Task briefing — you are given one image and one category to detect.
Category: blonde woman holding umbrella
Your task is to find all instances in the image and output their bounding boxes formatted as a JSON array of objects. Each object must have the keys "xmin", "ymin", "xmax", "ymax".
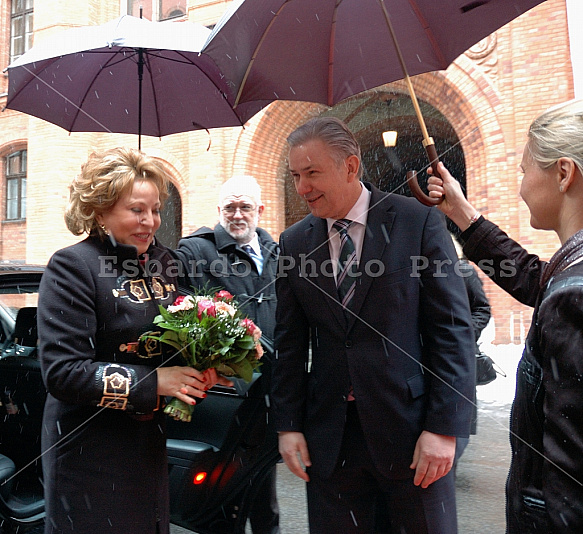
[{"xmin": 428, "ymin": 99, "xmax": 583, "ymax": 532}]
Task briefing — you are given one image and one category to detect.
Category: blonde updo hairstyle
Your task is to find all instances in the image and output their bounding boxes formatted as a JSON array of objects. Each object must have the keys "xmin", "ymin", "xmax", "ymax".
[
  {"xmin": 527, "ymin": 99, "xmax": 583, "ymax": 175},
  {"xmin": 65, "ymin": 147, "xmax": 169, "ymax": 238}
]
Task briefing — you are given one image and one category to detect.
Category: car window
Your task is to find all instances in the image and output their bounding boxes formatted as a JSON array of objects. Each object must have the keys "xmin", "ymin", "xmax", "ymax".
[
  {"xmin": 0, "ymin": 278, "xmax": 41, "ymax": 345},
  {"xmin": 0, "ymin": 292, "xmax": 39, "ymax": 321}
]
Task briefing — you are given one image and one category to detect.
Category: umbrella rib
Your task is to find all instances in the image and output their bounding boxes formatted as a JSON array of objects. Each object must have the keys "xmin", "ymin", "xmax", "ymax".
[
  {"xmin": 6, "ymin": 57, "xmax": 63, "ymax": 105},
  {"xmin": 233, "ymin": 1, "xmax": 291, "ymax": 106},
  {"xmin": 9, "ymin": 59, "xmax": 120, "ymax": 134},
  {"xmin": 67, "ymin": 51, "xmax": 135, "ymax": 133},
  {"xmin": 406, "ymin": 0, "xmax": 447, "ymax": 68},
  {"xmin": 141, "ymin": 49, "xmax": 244, "ymax": 132},
  {"xmin": 327, "ymin": 1, "xmax": 342, "ymax": 107}
]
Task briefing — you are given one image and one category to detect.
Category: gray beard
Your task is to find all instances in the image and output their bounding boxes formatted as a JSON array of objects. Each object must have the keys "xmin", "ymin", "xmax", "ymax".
[{"xmin": 220, "ymin": 219, "xmax": 255, "ymax": 244}]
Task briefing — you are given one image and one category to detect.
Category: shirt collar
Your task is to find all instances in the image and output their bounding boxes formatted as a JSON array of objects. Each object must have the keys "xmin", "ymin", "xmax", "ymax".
[
  {"xmin": 242, "ymin": 233, "xmax": 261, "ymax": 254},
  {"xmin": 326, "ymin": 182, "xmax": 371, "ymax": 232}
]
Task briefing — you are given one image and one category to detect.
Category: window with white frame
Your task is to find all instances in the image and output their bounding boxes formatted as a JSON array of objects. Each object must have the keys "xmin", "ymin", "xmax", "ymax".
[
  {"xmin": 5, "ymin": 150, "xmax": 27, "ymax": 221},
  {"xmin": 127, "ymin": 0, "xmax": 186, "ymax": 21},
  {"xmin": 10, "ymin": 0, "xmax": 33, "ymax": 63}
]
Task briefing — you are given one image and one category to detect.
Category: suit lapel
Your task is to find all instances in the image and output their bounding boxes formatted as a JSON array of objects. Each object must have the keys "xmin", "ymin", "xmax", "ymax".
[
  {"xmin": 304, "ymin": 217, "xmax": 346, "ymax": 329},
  {"xmin": 346, "ymin": 188, "xmax": 396, "ymax": 330}
]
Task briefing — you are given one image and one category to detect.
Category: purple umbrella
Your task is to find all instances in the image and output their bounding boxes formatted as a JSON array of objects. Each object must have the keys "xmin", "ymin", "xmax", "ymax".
[
  {"xmin": 5, "ymin": 15, "xmax": 262, "ymax": 149},
  {"xmin": 203, "ymin": 0, "xmax": 546, "ymax": 204}
]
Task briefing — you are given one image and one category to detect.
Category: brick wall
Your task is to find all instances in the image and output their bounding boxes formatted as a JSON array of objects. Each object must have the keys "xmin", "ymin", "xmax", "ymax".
[{"xmin": 0, "ymin": 0, "xmax": 573, "ymax": 343}]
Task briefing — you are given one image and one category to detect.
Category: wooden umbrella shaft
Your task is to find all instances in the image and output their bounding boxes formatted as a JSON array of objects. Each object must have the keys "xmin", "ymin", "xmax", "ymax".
[{"xmin": 379, "ymin": 0, "xmax": 442, "ymax": 206}]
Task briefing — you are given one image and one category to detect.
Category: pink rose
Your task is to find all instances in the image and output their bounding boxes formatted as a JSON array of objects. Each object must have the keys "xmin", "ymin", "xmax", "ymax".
[
  {"xmin": 197, "ymin": 299, "xmax": 216, "ymax": 320},
  {"xmin": 215, "ymin": 290, "xmax": 234, "ymax": 301}
]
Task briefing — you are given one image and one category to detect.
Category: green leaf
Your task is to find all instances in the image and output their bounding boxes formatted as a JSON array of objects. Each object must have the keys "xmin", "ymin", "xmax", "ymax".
[
  {"xmin": 158, "ymin": 306, "xmax": 174, "ymax": 321},
  {"xmin": 227, "ymin": 350, "xmax": 248, "ymax": 363},
  {"xmin": 235, "ymin": 337, "xmax": 256, "ymax": 350},
  {"xmin": 230, "ymin": 358, "xmax": 254, "ymax": 382}
]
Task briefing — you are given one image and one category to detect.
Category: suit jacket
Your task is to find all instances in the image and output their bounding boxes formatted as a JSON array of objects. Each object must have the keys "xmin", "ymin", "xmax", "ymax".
[{"xmin": 272, "ymin": 184, "xmax": 476, "ymax": 479}]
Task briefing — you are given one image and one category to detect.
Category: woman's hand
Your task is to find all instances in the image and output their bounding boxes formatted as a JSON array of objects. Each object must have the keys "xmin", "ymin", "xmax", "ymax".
[
  {"xmin": 427, "ymin": 162, "xmax": 480, "ymax": 231},
  {"xmin": 156, "ymin": 366, "xmax": 234, "ymax": 406}
]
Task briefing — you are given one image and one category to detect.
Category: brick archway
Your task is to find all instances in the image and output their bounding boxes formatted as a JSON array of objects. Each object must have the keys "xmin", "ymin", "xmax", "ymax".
[
  {"xmin": 235, "ymin": 58, "xmax": 526, "ymax": 343},
  {"xmin": 229, "ymin": 101, "xmax": 327, "ymax": 238},
  {"xmin": 237, "ymin": 57, "xmax": 507, "ymax": 233}
]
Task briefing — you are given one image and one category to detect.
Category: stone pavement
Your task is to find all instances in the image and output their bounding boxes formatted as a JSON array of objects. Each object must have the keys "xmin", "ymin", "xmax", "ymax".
[{"xmin": 173, "ymin": 399, "xmax": 513, "ymax": 534}]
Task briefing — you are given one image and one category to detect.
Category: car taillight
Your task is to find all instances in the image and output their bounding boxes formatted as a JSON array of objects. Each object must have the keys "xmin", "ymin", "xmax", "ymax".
[{"xmin": 193, "ymin": 471, "xmax": 207, "ymax": 485}]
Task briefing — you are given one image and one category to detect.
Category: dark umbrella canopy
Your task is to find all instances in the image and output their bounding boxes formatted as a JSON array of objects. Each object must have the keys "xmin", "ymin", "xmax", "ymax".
[
  {"xmin": 5, "ymin": 15, "xmax": 252, "ymax": 146},
  {"xmin": 203, "ymin": 0, "xmax": 546, "ymax": 121},
  {"xmin": 202, "ymin": 0, "xmax": 545, "ymax": 204}
]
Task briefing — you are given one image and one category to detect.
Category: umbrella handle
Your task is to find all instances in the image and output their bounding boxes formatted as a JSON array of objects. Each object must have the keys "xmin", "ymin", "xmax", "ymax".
[{"xmin": 406, "ymin": 142, "xmax": 444, "ymax": 206}]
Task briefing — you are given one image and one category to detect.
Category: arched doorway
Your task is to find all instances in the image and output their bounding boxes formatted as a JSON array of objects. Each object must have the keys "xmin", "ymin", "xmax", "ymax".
[
  {"xmin": 284, "ymin": 92, "xmax": 466, "ymax": 233},
  {"xmin": 158, "ymin": 182, "xmax": 182, "ymax": 248}
]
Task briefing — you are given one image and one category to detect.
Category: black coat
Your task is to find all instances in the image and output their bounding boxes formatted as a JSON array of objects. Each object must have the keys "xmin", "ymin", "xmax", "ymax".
[
  {"xmin": 38, "ymin": 236, "xmax": 179, "ymax": 534},
  {"xmin": 462, "ymin": 218, "xmax": 583, "ymax": 533},
  {"xmin": 273, "ymin": 185, "xmax": 476, "ymax": 479},
  {"xmin": 458, "ymin": 260, "xmax": 491, "ymax": 348},
  {"xmin": 173, "ymin": 224, "xmax": 279, "ymax": 344}
]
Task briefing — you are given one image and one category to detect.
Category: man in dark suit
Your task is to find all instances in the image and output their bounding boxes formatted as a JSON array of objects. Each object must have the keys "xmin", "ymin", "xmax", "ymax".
[
  {"xmin": 174, "ymin": 176, "xmax": 280, "ymax": 534},
  {"xmin": 272, "ymin": 117, "xmax": 475, "ymax": 533}
]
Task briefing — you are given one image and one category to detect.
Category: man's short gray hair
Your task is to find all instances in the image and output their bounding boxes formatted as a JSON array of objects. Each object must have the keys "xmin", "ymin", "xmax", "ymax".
[{"xmin": 287, "ymin": 116, "xmax": 363, "ymax": 179}]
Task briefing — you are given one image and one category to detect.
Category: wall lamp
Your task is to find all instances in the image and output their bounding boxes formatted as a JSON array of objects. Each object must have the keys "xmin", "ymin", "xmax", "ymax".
[{"xmin": 382, "ymin": 130, "xmax": 398, "ymax": 147}]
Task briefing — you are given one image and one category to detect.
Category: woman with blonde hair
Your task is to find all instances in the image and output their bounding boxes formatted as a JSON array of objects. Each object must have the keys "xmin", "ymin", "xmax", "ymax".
[
  {"xmin": 428, "ymin": 99, "xmax": 583, "ymax": 532},
  {"xmin": 38, "ymin": 147, "xmax": 231, "ymax": 534}
]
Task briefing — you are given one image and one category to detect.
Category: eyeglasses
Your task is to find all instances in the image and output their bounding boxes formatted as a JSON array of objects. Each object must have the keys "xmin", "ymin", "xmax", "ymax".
[{"xmin": 221, "ymin": 205, "xmax": 256, "ymax": 214}]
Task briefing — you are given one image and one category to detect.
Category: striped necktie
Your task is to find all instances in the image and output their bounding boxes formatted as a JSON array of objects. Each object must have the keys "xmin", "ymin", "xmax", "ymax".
[
  {"xmin": 333, "ymin": 219, "xmax": 357, "ymax": 308},
  {"xmin": 243, "ymin": 244, "xmax": 263, "ymax": 274}
]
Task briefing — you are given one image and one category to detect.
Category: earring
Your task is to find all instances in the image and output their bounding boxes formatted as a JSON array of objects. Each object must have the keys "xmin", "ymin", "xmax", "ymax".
[
  {"xmin": 559, "ymin": 185, "xmax": 564, "ymax": 193},
  {"xmin": 100, "ymin": 224, "xmax": 108, "ymax": 235}
]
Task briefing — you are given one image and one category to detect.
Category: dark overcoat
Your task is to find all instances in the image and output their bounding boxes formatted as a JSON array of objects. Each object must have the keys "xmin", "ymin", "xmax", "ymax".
[
  {"xmin": 38, "ymin": 235, "xmax": 179, "ymax": 534},
  {"xmin": 174, "ymin": 224, "xmax": 279, "ymax": 344},
  {"xmin": 272, "ymin": 184, "xmax": 476, "ymax": 480}
]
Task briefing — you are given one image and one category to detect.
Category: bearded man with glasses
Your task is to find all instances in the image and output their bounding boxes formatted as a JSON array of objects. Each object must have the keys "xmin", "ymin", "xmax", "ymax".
[{"xmin": 173, "ymin": 175, "xmax": 280, "ymax": 534}]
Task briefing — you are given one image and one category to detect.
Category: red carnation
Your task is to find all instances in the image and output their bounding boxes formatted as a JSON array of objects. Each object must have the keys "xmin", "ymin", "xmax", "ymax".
[
  {"xmin": 197, "ymin": 299, "xmax": 216, "ymax": 320},
  {"xmin": 215, "ymin": 290, "xmax": 234, "ymax": 302},
  {"xmin": 241, "ymin": 318, "xmax": 261, "ymax": 341}
]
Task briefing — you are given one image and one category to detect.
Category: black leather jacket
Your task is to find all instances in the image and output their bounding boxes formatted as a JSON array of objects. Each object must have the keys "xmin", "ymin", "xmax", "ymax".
[{"xmin": 462, "ymin": 218, "xmax": 583, "ymax": 533}]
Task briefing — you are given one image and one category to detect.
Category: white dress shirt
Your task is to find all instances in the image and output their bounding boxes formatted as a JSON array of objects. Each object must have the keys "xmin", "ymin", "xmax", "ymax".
[{"xmin": 326, "ymin": 183, "xmax": 371, "ymax": 282}]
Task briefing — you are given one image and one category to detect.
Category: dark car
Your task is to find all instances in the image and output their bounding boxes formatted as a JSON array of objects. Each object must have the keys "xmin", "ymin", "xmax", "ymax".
[{"xmin": 0, "ymin": 265, "xmax": 279, "ymax": 534}]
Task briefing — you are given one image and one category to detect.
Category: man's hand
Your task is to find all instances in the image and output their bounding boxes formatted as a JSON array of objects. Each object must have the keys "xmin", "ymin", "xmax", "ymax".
[
  {"xmin": 410, "ymin": 431, "xmax": 456, "ymax": 488},
  {"xmin": 278, "ymin": 431, "xmax": 311, "ymax": 482}
]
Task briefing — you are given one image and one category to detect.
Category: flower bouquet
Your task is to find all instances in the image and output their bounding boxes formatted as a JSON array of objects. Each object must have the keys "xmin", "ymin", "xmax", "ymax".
[{"xmin": 142, "ymin": 290, "xmax": 263, "ymax": 422}]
